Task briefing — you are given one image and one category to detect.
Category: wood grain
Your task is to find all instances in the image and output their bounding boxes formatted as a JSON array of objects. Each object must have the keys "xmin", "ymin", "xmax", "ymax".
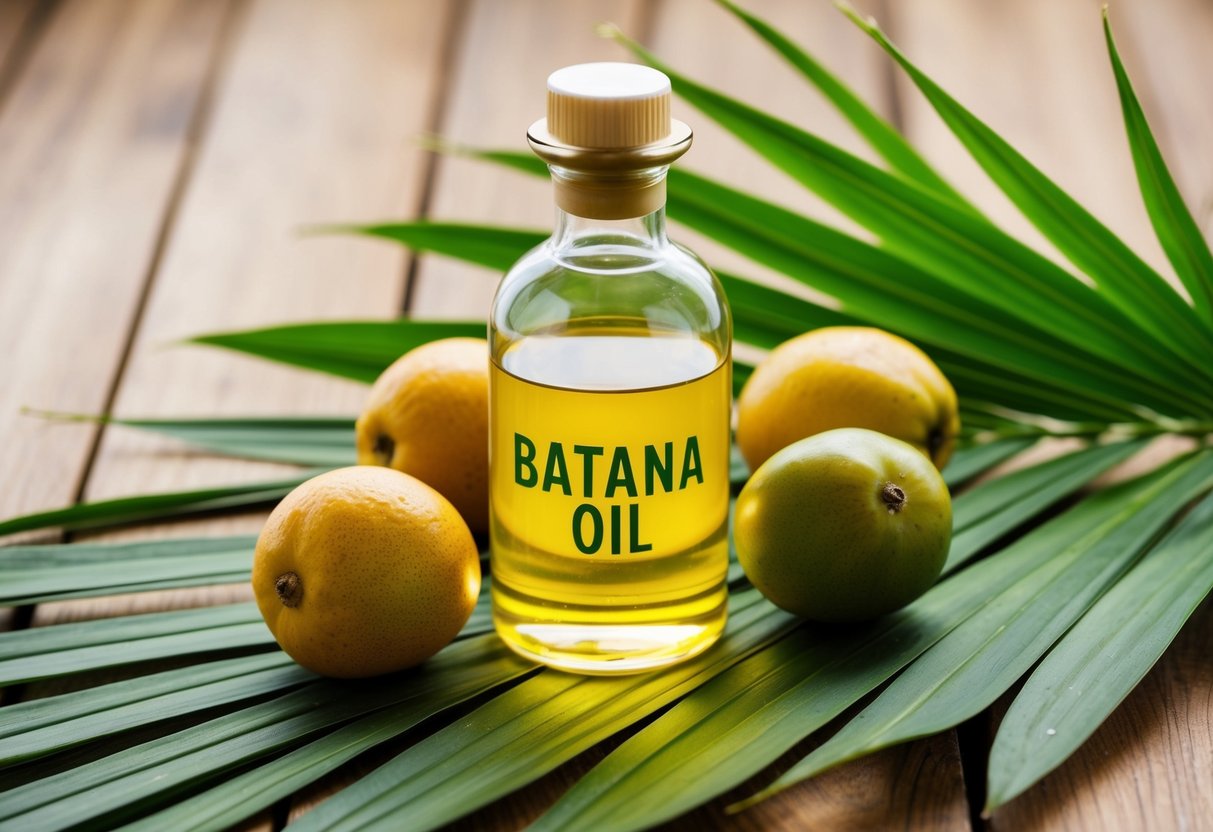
[{"xmin": 0, "ymin": 0, "xmax": 232, "ymax": 531}]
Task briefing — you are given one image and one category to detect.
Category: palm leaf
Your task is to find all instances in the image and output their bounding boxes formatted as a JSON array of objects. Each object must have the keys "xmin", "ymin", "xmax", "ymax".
[
  {"xmin": 1102, "ymin": 9, "xmax": 1213, "ymax": 328},
  {"xmin": 942, "ymin": 438, "xmax": 1035, "ymax": 487},
  {"xmin": 120, "ymin": 696, "xmax": 473, "ymax": 832},
  {"xmin": 0, "ymin": 603, "xmax": 271, "ymax": 687},
  {"xmin": 190, "ymin": 320, "xmax": 484, "ymax": 383},
  {"xmin": 985, "ymin": 490, "xmax": 1213, "ymax": 810},
  {"xmin": 0, "ymin": 474, "xmax": 320, "ymax": 539},
  {"xmin": 946, "ymin": 439, "xmax": 1145, "ymax": 572},
  {"xmin": 29, "ymin": 413, "xmax": 356, "ymax": 468},
  {"xmin": 0, "ymin": 536, "xmax": 254, "ymax": 605},
  {"xmin": 339, "ymin": 221, "xmax": 545, "ymax": 270},
  {"xmin": 111, "ymin": 416, "xmax": 354, "ymax": 467}
]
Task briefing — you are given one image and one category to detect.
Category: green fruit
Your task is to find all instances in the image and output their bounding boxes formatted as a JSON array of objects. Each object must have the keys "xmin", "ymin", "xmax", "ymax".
[{"xmin": 734, "ymin": 428, "xmax": 952, "ymax": 622}]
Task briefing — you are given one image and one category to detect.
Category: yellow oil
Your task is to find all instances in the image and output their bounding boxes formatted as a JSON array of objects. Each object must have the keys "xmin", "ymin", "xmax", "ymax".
[{"xmin": 490, "ymin": 329, "xmax": 731, "ymax": 674}]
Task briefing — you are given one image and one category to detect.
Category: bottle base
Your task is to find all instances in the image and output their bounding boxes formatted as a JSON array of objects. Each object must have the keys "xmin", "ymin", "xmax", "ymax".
[{"xmin": 494, "ymin": 616, "xmax": 726, "ymax": 675}]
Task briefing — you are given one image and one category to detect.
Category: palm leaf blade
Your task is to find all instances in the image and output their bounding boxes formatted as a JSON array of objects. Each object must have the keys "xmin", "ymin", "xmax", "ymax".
[
  {"xmin": 1102, "ymin": 11, "xmax": 1213, "ymax": 327},
  {"xmin": 0, "ymin": 537, "xmax": 254, "ymax": 606},
  {"xmin": 947, "ymin": 440, "xmax": 1145, "ymax": 572},
  {"xmin": 0, "ymin": 603, "xmax": 272, "ymax": 687},
  {"xmin": 943, "ymin": 438, "xmax": 1035, "ymax": 487},
  {"xmin": 190, "ymin": 320, "xmax": 484, "ymax": 383},
  {"xmin": 0, "ymin": 475, "xmax": 319, "ymax": 539},
  {"xmin": 114, "ymin": 416, "xmax": 356, "ymax": 467}
]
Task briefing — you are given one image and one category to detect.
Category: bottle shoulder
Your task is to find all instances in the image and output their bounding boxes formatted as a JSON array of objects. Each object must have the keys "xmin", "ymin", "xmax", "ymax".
[{"xmin": 491, "ymin": 236, "xmax": 731, "ymax": 351}]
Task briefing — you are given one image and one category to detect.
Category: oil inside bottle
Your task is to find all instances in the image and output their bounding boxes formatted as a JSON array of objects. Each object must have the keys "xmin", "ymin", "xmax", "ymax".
[{"xmin": 490, "ymin": 325, "xmax": 730, "ymax": 674}]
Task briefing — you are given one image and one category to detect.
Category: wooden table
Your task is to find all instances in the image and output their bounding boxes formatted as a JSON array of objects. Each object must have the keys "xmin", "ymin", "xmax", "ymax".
[{"xmin": 2, "ymin": 0, "xmax": 1210, "ymax": 828}]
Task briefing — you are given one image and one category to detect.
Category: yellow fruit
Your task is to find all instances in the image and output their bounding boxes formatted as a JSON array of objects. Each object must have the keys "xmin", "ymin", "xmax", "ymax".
[
  {"xmin": 252, "ymin": 466, "xmax": 480, "ymax": 678},
  {"xmin": 355, "ymin": 337, "xmax": 489, "ymax": 535},
  {"xmin": 734, "ymin": 428, "xmax": 951, "ymax": 623},
  {"xmin": 736, "ymin": 327, "xmax": 959, "ymax": 472}
]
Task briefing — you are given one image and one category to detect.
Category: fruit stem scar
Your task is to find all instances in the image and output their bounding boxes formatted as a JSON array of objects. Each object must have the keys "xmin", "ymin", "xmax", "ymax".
[
  {"xmin": 373, "ymin": 434, "xmax": 395, "ymax": 465},
  {"xmin": 276, "ymin": 571, "xmax": 303, "ymax": 608},
  {"xmin": 881, "ymin": 482, "xmax": 906, "ymax": 514}
]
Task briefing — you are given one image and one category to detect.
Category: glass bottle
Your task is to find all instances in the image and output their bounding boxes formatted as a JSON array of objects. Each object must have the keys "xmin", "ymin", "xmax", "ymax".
[{"xmin": 489, "ymin": 63, "xmax": 731, "ymax": 674}]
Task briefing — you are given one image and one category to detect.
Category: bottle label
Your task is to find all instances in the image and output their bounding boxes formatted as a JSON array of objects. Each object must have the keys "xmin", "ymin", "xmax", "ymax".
[{"xmin": 490, "ymin": 361, "xmax": 730, "ymax": 559}]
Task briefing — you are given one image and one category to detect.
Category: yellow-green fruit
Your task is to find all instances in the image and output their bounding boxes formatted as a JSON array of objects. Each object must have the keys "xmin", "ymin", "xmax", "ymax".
[
  {"xmin": 734, "ymin": 428, "xmax": 951, "ymax": 623},
  {"xmin": 355, "ymin": 337, "xmax": 489, "ymax": 535},
  {"xmin": 252, "ymin": 466, "xmax": 480, "ymax": 678},
  {"xmin": 736, "ymin": 327, "xmax": 959, "ymax": 472}
]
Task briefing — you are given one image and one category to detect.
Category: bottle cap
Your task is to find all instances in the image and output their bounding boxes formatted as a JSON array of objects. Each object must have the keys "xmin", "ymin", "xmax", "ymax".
[
  {"xmin": 546, "ymin": 63, "xmax": 672, "ymax": 148},
  {"xmin": 527, "ymin": 62, "xmax": 692, "ymax": 220}
]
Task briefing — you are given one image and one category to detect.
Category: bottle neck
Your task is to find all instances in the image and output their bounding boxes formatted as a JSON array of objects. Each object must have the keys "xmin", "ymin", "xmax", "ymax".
[
  {"xmin": 547, "ymin": 163, "xmax": 670, "ymax": 224},
  {"xmin": 551, "ymin": 203, "xmax": 669, "ymax": 254}
]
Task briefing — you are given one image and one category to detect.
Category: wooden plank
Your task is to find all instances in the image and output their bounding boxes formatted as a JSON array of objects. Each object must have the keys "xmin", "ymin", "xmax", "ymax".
[
  {"xmin": 32, "ymin": 0, "xmax": 455, "ymax": 621},
  {"xmin": 0, "ymin": 0, "xmax": 233, "ymax": 533}
]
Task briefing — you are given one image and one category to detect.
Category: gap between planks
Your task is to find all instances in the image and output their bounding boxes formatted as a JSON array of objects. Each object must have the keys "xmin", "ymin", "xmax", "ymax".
[{"xmin": 66, "ymin": 0, "xmax": 252, "ymax": 524}]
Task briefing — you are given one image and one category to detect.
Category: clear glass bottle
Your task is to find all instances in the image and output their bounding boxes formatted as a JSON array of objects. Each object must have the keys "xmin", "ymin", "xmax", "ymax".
[{"xmin": 489, "ymin": 63, "xmax": 731, "ymax": 674}]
